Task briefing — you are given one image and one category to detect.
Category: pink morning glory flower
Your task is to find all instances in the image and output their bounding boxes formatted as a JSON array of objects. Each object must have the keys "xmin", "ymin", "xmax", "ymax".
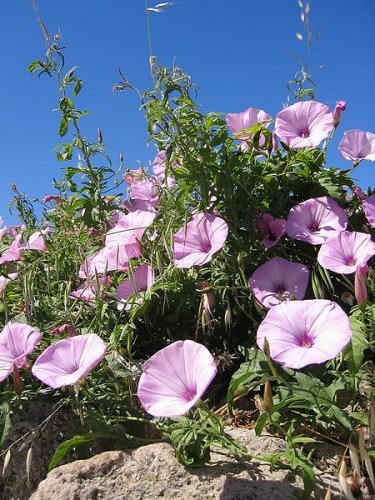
[
  {"xmin": 317, "ymin": 231, "xmax": 375, "ymax": 274},
  {"xmin": 0, "ymin": 218, "xmax": 6, "ymax": 243},
  {"xmin": 42, "ymin": 194, "xmax": 63, "ymax": 203},
  {"xmin": 338, "ymin": 130, "xmax": 375, "ymax": 164},
  {"xmin": 0, "ymin": 322, "xmax": 42, "ymax": 382},
  {"xmin": 3, "ymin": 225, "xmax": 25, "ymax": 238},
  {"xmin": 79, "ymin": 245, "xmax": 130, "ymax": 278},
  {"xmin": 70, "ymin": 277, "xmax": 111, "ymax": 306},
  {"xmin": 0, "ymin": 273, "xmax": 17, "ymax": 293},
  {"xmin": 254, "ymin": 213, "xmax": 286, "ymax": 248},
  {"xmin": 137, "ymin": 340, "xmax": 218, "ymax": 417},
  {"xmin": 173, "ymin": 213, "xmax": 228, "ymax": 269},
  {"xmin": 105, "ymin": 210, "xmax": 156, "ymax": 249},
  {"xmin": 333, "ymin": 101, "xmax": 346, "ymax": 127},
  {"xmin": 152, "ymin": 150, "xmax": 177, "ymax": 189},
  {"xmin": 363, "ymin": 194, "xmax": 375, "ymax": 227},
  {"xmin": 51, "ymin": 324, "xmax": 78, "ymax": 338},
  {"xmin": 286, "ymin": 196, "xmax": 348, "ymax": 245},
  {"xmin": 248, "ymin": 257, "xmax": 309, "ymax": 308},
  {"xmin": 0, "ymin": 234, "xmax": 26, "ymax": 264},
  {"xmin": 123, "ymin": 166, "xmax": 146, "ymax": 185},
  {"xmin": 226, "ymin": 107, "xmax": 272, "ymax": 140},
  {"xmin": 116, "ymin": 263, "xmax": 154, "ymax": 311},
  {"xmin": 27, "ymin": 231, "xmax": 47, "ymax": 252},
  {"xmin": 257, "ymin": 300, "xmax": 352, "ymax": 369},
  {"xmin": 129, "ymin": 178, "xmax": 159, "ymax": 212},
  {"xmin": 153, "ymin": 150, "xmax": 168, "ymax": 177},
  {"xmin": 275, "ymin": 101, "xmax": 334, "ymax": 149},
  {"xmin": 32, "ymin": 334, "xmax": 106, "ymax": 389}
]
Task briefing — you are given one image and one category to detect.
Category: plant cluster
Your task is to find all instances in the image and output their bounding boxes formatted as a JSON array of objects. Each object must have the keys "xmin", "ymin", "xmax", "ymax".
[{"xmin": 1, "ymin": 24, "xmax": 375, "ymax": 496}]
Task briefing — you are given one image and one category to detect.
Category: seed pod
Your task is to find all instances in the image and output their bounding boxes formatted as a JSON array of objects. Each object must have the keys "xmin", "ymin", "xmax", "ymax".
[
  {"xmin": 349, "ymin": 444, "xmax": 361, "ymax": 478},
  {"xmin": 2, "ymin": 449, "xmax": 11, "ymax": 477},
  {"xmin": 26, "ymin": 446, "xmax": 33, "ymax": 483},
  {"xmin": 338, "ymin": 460, "xmax": 355, "ymax": 500},
  {"xmin": 224, "ymin": 300, "xmax": 232, "ymax": 332}
]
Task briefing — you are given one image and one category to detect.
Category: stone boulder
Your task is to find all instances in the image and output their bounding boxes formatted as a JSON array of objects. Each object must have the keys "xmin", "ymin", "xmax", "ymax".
[
  {"xmin": 31, "ymin": 428, "xmax": 343, "ymax": 499},
  {"xmin": 0, "ymin": 401, "xmax": 81, "ymax": 500}
]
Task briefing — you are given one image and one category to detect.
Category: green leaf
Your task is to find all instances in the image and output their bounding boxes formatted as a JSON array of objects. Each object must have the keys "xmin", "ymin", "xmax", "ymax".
[
  {"xmin": 59, "ymin": 98, "xmax": 74, "ymax": 112},
  {"xmin": 343, "ymin": 312, "xmax": 368, "ymax": 373},
  {"xmin": 49, "ymin": 432, "xmax": 109, "ymax": 471},
  {"xmin": 227, "ymin": 350, "xmax": 268, "ymax": 415},
  {"xmin": 299, "ymin": 461, "xmax": 316, "ymax": 495},
  {"xmin": 73, "ymin": 79, "xmax": 83, "ymax": 96},
  {"xmin": 290, "ymin": 436, "xmax": 317, "ymax": 445},
  {"xmin": 63, "ymin": 66, "xmax": 78, "ymax": 84},
  {"xmin": 349, "ymin": 412, "xmax": 369, "ymax": 426},
  {"xmin": 167, "ymin": 419, "xmax": 211, "ymax": 467},
  {"xmin": 27, "ymin": 60, "xmax": 42, "ymax": 73},
  {"xmin": 254, "ymin": 412, "xmax": 268, "ymax": 436},
  {"xmin": 11, "ymin": 313, "xmax": 28, "ymax": 324},
  {"xmin": 0, "ymin": 403, "xmax": 12, "ymax": 450},
  {"xmin": 325, "ymin": 405, "xmax": 352, "ymax": 430},
  {"xmin": 59, "ymin": 116, "xmax": 69, "ymax": 137}
]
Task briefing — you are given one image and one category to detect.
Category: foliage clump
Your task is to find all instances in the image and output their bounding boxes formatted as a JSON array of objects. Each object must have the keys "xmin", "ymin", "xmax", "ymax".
[{"xmin": 1, "ymin": 22, "xmax": 375, "ymax": 497}]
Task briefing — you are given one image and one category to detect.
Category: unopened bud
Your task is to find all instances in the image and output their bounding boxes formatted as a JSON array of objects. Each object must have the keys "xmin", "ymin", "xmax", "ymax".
[
  {"xmin": 353, "ymin": 186, "xmax": 366, "ymax": 200},
  {"xmin": 120, "ymin": 152, "xmax": 124, "ymax": 163},
  {"xmin": 263, "ymin": 337, "xmax": 271, "ymax": 359},
  {"xmin": 203, "ymin": 292, "xmax": 216, "ymax": 314},
  {"xmin": 12, "ymin": 366, "xmax": 23, "ymax": 395},
  {"xmin": 263, "ymin": 380, "xmax": 273, "ymax": 412},
  {"xmin": 97, "ymin": 128, "xmax": 103, "ymax": 144},
  {"xmin": 333, "ymin": 100, "xmax": 346, "ymax": 127},
  {"xmin": 355, "ymin": 265, "xmax": 369, "ymax": 310},
  {"xmin": 271, "ymin": 132, "xmax": 279, "ymax": 152},
  {"xmin": 237, "ymin": 252, "xmax": 245, "ymax": 271}
]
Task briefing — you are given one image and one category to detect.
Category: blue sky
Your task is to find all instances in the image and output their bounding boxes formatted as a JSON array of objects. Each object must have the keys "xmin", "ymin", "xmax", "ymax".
[{"xmin": 0, "ymin": 0, "xmax": 374, "ymax": 224}]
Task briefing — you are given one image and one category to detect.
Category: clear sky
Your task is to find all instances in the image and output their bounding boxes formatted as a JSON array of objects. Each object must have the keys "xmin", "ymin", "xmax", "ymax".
[{"xmin": 0, "ymin": 0, "xmax": 374, "ymax": 224}]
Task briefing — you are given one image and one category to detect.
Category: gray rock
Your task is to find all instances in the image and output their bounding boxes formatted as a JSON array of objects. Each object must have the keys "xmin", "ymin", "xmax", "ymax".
[
  {"xmin": 30, "ymin": 428, "xmax": 343, "ymax": 500},
  {"xmin": 0, "ymin": 401, "xmax": 81, "ymax": 500}
]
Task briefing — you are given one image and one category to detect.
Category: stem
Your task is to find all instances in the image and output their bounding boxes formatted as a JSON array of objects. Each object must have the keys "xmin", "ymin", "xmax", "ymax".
[{"xmin": 74, "ymin": 384, "xmax": 85, "ymax": 426}]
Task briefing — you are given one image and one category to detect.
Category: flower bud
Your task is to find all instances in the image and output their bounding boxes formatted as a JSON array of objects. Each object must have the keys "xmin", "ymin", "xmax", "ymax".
[
  {"xmin": 203, "ymin": 291, "xmax": 216, "ymax": 314},
  {"xmin": 355, "ymin": 264, "xmax": 369, "ymax": 310},
  {"xmin": 97, "ymin": 128, "xmax": 103, "ymax": 144},
  {"xmin": 237, "ymin": 252, "xmax": 245, "ymax": 271},
  {"xmin": 271, "ymin": 132, "xmax": 279, "ymax": 152},
  {"xmin": 353, "ymin": 187, "xmax": 366, "ymax": 200},
  {"xmin": 51, "ymin": 324, "xmax": 78, "ymax": 337},
  {"xmin": 333, "ymin": 100, "xmax": 346, "ymax": 127},
  {"xmin": 263, "ymin": 380, "xmax": 273, "ymax": 412},
  {"xmin": 263, "ymin": 337, "xmax": 271, "ymax": 359}
]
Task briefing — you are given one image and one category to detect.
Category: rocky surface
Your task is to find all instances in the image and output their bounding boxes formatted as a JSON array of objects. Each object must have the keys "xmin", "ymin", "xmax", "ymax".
[
  {"xmin": 31, "ymin": 428, "xmax": 344, "ymax": 500},
  {"xmin": 0, "ymin": 400, "xmax": 81, "ymax": 500}
]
